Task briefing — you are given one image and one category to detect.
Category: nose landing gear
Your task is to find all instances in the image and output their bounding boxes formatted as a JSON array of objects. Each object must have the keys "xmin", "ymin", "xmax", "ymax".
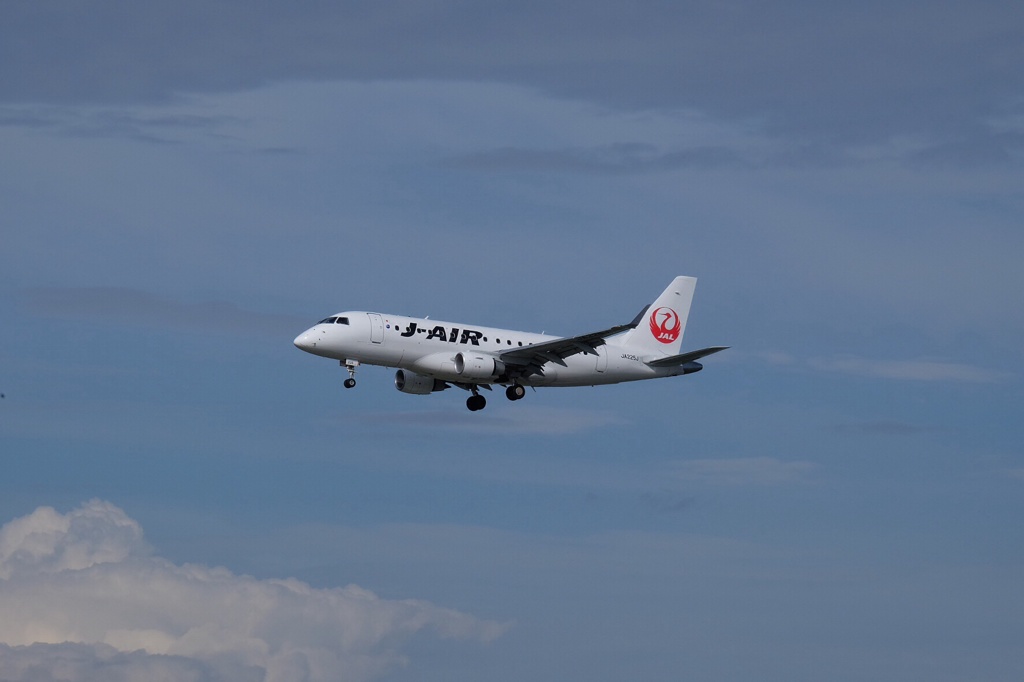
[{"xmin": 341, "ymin": 359, "xmax": 359, "ymax": 389}]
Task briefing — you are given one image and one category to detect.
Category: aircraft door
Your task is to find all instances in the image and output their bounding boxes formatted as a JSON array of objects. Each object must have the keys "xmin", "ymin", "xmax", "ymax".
[
  {"xmin": 595, "ymin": 346, "xmax": 607, "ymax": 373},
  {"xmin": 368, "ymin": 313, "xmax": 384, "ymax": 344}
]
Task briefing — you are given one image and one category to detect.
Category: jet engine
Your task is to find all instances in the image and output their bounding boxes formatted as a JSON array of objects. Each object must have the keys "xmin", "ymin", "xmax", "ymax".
[
  {"xmin": 395, "ymin": 369, "xmax": 447, "ymax": 394},
  {"xmin": 454, "ymin": 352, "xmax": 505, "ymax": 380}
]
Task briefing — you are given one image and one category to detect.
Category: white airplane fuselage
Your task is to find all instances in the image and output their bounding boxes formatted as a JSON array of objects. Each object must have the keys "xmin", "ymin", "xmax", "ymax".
[
  {"xmin": 293, "ymin": 312, "xmax": 695, "ymax": 387},
  {"xmin": 293, "ymin": 276, "xmax": 726, "ymax": 410}
]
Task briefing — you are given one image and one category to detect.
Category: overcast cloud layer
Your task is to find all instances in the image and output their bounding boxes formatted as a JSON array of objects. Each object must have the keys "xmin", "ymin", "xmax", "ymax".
[{"xmin": 6, "ymin": 2, "xmax": 1023, "ymax": 142}]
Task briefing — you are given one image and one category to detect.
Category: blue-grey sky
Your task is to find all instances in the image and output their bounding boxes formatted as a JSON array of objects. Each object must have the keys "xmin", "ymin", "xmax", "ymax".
[{"xmin": 2, "ymin": 2, "xmax": 1023, "ymax": 681}]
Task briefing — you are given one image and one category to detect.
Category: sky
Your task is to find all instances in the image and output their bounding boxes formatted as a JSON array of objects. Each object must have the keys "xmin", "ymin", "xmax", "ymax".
[{"xmin": 1, "ymin": 2, "xmax": 1023, "ymax": 680}]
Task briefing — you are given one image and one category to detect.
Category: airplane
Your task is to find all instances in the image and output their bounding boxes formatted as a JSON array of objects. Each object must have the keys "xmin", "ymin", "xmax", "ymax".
[{"xmin": 293, "ymin": 276, "xmax": 727, "ymax": 411}]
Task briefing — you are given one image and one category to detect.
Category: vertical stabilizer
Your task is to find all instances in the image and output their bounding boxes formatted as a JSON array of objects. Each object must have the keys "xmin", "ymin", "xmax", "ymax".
[{"xmin": 621, "ymin": 276, "xmax": 697, "ymax": 356}]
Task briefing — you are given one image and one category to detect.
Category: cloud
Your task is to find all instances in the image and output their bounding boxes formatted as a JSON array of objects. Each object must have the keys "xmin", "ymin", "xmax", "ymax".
[
  {"xmin": 0, "ymin": 500, "xmax": 144, "ymax": 580},
  {"xmin": 22, "ymin": 287, "xmax": 306, "ymax": 337},
  {"xmin": 743, "ymin": 351, "xmax": 1010, "ymax": 384},
  {"xmin": 0, "ymin": 106, "xmax": 234, "ymax": 143},
  {"xmin": 3, "ymin": 1, "xmax": 1021, "ymax": 159},
  {"xmin": 809, "ymin": 356, "xmax": 1010, "ymax": 383},
  {"xmin": 446, "ymin": 143, "xmax": 745, "ymax": 174},
  {"xmin": 831, "ymin": 421, "xmax": 929, "ymax": 436},
  {"xmin": 745, "ymin": 350, "xmax": 798, "ymax": 367},
  {"xmin": 673, "ymin": 457, "xmax": 816, "ymax": 486},
  {"xmin": 0, "ymin": 642, "xmax": 263, "ymax": 682},
  {"xmin": 640, "ymin": 490, "xmax": 695, "ymax": 514},
  {"xmin": 350, "ymin": 406, "xmax": 625, "ymax": 435},
  {"xmin": 1006, "ymin": 469, "xmax": 1024, "ymax": 482},
  {"xmin": 0, "ymin": 501, "xmax": 506, "ymax": 682},
  {"xmin": 910, "ymin": 128, "xmax": 1024, "ymax": 168}
]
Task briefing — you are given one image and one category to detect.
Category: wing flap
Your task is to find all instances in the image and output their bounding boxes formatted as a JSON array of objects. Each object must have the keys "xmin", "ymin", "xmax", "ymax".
[{"xmin": 499, "ymin": 321, "xmax": 636, "ymax": 373}]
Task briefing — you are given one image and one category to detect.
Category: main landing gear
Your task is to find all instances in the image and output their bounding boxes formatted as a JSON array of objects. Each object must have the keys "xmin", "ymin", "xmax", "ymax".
[
  {"xmin": 467, "ymin": 393, "xmax": 486, "ymax": 411},
  {"xmin": 467, "ymin": 384, "xmax": 524, "ymax": 410},
  {"xmin": 505, "ymin": 384, "xmax": 526, "ymax": 401},
  {"xmin": 341, "ymin": 359, "xmax": 359, "ymax": 389}
]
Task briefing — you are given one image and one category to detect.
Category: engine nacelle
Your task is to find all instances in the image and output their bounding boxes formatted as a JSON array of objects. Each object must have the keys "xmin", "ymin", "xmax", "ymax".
[
  {"xmin": 680, "ymin": 362, "xmax": 703, "ymax": 375},
  {"xmin": 395, "ymin": 369, "xmax": 446, "ymax": 394},
  {"xmin": 454, "ymin": 352, "xmax": 505, "ymax": 380}
]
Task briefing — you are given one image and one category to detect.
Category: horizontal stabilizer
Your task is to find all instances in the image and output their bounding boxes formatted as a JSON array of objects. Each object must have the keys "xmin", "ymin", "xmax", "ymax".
[{"xmin": 646, "ymin": 346, "xmax": 729, "ymax": 367}]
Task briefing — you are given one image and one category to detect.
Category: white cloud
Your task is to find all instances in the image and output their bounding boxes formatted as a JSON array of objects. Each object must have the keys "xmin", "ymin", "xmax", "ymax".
[
  {"xmin": 809, "ymin": 356, "xmax": 1009, "ymax": 383},
  {"xmin": 347, "ymin": 406, "xmax": 625, "ymax": 436},
  {"xmin": 751, "ymin": 350, "xmax": 798, "ymax": 366},
  {"xmin": 0, "ymin": 499, "xmax": 144, "ymax": 579},
  {"xmin": 0, "ymin": 642, "xmax": 263, "ymax": 682},
  {"xmin": 0, "ymin": 501, "xmax": 507, "ymax": 682},
  {"xmin": 738, "ymin": 351, "xmax": 1011, "ymax": 384},
  {"xmin": 1006, "ymin": 468, "xmax": 1024, "ymax": 482},
  {"xmin": 673, "ymin": 457, "xmax": 817, "ymax": 486},
  {"xmin": 23, "ymin": 286, "xmax": 306, "ymax": 336}
]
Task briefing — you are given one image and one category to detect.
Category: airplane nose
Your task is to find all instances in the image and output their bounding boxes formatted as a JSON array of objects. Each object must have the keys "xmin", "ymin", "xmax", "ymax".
[{"xmin": 294, "ymin": 332, "xmax": 315, "ymax": 352}]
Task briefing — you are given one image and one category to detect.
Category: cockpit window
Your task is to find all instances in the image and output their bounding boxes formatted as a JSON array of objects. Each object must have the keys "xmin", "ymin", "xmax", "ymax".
[
  {"xmin": 318, "ymin": 316, "xmax": 338, "ymax": 324},
  {"xmin": 336, "ymin": 317, "xmax": 349, "ymax": 325}
]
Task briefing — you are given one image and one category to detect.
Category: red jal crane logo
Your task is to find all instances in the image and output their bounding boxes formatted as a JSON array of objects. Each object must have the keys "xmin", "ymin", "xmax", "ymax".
[{"xmin": 649, "ymin": 307, "xmax": 681, "ymax": 344}]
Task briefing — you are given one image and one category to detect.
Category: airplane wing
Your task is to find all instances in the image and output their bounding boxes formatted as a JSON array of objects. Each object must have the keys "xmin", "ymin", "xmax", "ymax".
[
  {"xmin": 498, "ymin": 321, "xmax": 636, "ymax": 378},
  {"xmin": 645, "ymin": 346, "xmax": 730, "ymax": 367}
]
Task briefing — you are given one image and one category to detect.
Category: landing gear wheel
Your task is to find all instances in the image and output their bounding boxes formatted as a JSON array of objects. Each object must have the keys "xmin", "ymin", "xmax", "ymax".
[
  {"xmin": 506, "ymin": 384, "xmax": 526, "ymax": 401},
  {"xmin": 467, "ymin": 394, "xmax": 487, "ymax": 411},
  {"xmin": 344, "ymin": 378, "xmax": 356, "ymax": 389}
]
